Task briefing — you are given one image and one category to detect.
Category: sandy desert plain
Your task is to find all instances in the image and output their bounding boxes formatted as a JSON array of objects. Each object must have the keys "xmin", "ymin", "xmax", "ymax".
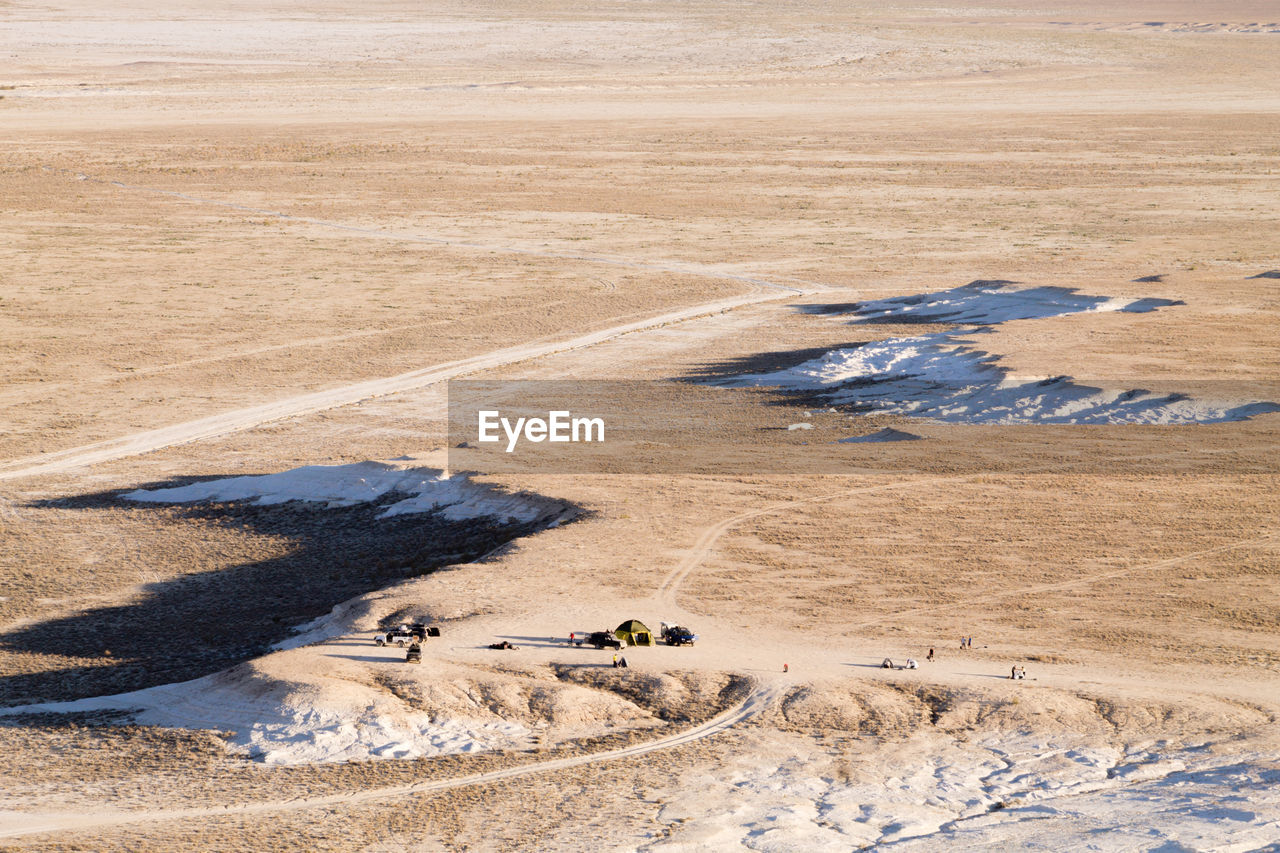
[{"xmin": 1, "ymin": 0, "xmax": 1280, "ymax": 849}]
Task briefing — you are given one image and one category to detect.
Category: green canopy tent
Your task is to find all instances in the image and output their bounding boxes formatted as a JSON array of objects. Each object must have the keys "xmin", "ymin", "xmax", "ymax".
[{"xmin": 615, "ymin": 619, "xmax": 655, "ymax": 647}]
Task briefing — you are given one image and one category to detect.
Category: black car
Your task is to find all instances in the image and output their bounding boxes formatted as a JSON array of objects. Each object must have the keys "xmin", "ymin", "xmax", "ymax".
[{"xmin": 587, "ymin": 630, "xmax": 623, "ymax": 650}]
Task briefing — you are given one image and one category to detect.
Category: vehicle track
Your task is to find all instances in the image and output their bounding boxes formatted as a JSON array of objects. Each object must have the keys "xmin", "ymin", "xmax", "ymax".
[
  {"xmin": 0, "ymin": 679, "xmax": 779, "ymax": 840},
  {"xmin": 0, "ymin": 295, "xmax": 586, "ymax": 410},
  {"xmin": 0, "ymin": 293, "xmax": 798, "ymax": 482},
  {"xmin": 655, "ymin": 475, "xmax": 976, "ymax": 605},
  {"xmin": 0, "ymin": 170, "xmax": 816, "ymax": 483},
  {"xmin": 657, "ymin": 473, "xmax": 1277, "ymax": 626}
]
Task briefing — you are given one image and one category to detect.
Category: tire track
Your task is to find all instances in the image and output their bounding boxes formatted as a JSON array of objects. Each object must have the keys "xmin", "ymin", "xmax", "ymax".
[
  {"xmin": 0, "ymin": 169, "xmax": 817, "ymax": 482},
  {"xmin": 0, "ymin": 291, "xmax": 792, "ymax": 482},
  {"xmin": 0, "ymin": 679, "xmax": 778, "ymax": 840},
  {"xmin": 657, "ymin": 474, "xmax": 1277, "ymax": 628},
  {"xmin": 0, "ymin": 295, "xmax": 585, "ymax": 410},
  {"xmin": 656, "ymin": 475, "xmax": 976, "ymax": 604}
]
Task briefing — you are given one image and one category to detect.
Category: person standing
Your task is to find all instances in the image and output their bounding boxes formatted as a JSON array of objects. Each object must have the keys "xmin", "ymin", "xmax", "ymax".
[{"xmin": 927, "ymin": 648, "xmax": 935, "ymax": 662}]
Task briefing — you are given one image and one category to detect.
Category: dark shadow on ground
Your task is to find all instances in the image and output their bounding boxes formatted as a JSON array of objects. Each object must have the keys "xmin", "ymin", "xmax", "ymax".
[
  {"xmin": 493, "ymin": 634, "xmax": 593, "ymax": 649},
  {"xmin": 793, "ymin": 281, "xmax": 1187, "ymax": 326},
  {"xmin": 320, "ymin": 652, "xmax": 395, "ymax": 664},
  {"xmin": 1, "ymin": 483, "xmax": 573, "ymax": 706},
  {"xmin": 674, "ymin": 342, "xmax": 899, "ymax": 424},
  {"xmin": 493, "ymin": 634, "xmax": 644, "ymax": 653},
  {"xmin": 794, "ymin": 280, "xmax": 1021, "ymax": 321},
  {"xmin": 678, "ymin": 342, "xmax": 872, "ymax": 384}
]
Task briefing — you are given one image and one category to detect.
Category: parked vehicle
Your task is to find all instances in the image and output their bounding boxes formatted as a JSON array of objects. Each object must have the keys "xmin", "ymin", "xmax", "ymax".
[
  {"xmin": 375, "ymin": 622, "xmax": 440, "ymax": 646},
  {"xmin": 660, "ymin": 622, "xmax": 697, "ymax": 646},
  {"xmin": 405, "ymin": 642, "xmax": 422, "ymax": 663},
  {"xmin": 588, "ymin": 630, "xmax": 623, "ymax": 650},
  {"xmin": 375, "ymin": 625, "xmax": 420, "ymax": 646}
]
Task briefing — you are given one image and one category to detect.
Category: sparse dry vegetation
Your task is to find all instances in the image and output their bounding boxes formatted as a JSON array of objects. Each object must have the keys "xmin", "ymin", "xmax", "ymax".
[{"xmin": 0, "ymin": 0, "xmax": 1277, "ymax": 847}]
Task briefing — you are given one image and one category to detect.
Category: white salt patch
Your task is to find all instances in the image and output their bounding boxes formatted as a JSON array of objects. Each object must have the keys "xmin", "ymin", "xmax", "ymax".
[
  {"xmin": 727, "ymin": 331, "xmax": 1279, "ymax": 425},
  {"xmin": 836, "ymin": 281, "xmax": 1183, "ymax": 326},
  {"xmin": 270, "ymin": 597, "xmax": 372, "ymax": 652},
  {"xmin": 124, "ymin": 461, "xmax": 562, "ymax": 524},
  {"xmin": 642, "ymin": 734, "xmax": 1280, "ymax": 851},
  {"xmin": 240, "ymin": 713, "xmax": 527, "ymax": 765},
  {"xmin": 0, "ymin": 668, "xmax": 530, "ymax": 766}
]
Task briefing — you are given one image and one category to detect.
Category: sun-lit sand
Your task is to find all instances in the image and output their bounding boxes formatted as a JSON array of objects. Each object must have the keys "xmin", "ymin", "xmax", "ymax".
[{"xmin": 1, "ymin": 0, "xmax": 1278, "ymax": 849}]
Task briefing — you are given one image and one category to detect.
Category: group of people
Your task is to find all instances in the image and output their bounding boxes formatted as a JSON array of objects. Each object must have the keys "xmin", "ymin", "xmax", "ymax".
[
  {"xmin": 877, "ymin": 643, "xmax": 1029, "ymax": 680},
  {"xmin": 878, "ymin": 650, "xmax": 935, "ymax": 669},
  {"xmin": 611, "ymin": 654, "xmax": 629, "ymax": 668}
]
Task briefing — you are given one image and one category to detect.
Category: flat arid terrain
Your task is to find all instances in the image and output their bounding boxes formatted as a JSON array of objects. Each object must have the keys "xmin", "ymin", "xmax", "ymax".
[{"xmin": 1, "ymin": 0, "xmax": 1278, "ymax": 849}]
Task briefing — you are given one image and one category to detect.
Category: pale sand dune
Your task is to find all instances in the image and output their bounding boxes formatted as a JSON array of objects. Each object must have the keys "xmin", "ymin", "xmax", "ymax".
[{"xmin": 0, "ymin": 0, "xmax": 1278, "ymax": 849}]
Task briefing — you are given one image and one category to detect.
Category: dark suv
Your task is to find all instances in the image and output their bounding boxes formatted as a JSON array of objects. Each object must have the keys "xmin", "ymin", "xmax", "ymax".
[
  {"xmin": 587, "ymin": 630, "xmax": 623, "ymax": 650},
  {"xmin": 661, "ymin": 623, "xmax": 697, "ymax": 646}
]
